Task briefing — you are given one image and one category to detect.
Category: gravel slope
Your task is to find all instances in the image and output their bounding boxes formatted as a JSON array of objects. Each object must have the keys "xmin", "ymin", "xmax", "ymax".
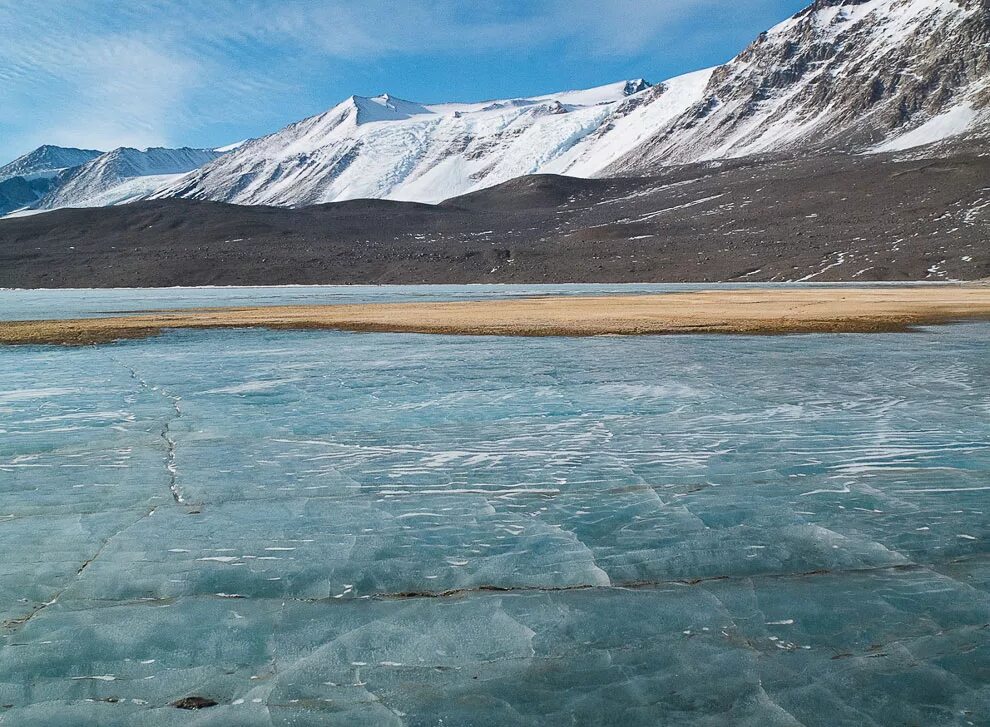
[{"xmin": 0, "ymin": 151, "xmax": 986, "ymax": 288}]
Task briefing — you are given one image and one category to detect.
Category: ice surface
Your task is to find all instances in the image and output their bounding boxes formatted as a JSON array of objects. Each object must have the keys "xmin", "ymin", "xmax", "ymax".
[
  {"xmin": 0, "ymin": 291, "xmax": 988, "ymax": 724},
  {"xmin": 0, "ymin": 284, "xmax": 700, "ymax": 321}
]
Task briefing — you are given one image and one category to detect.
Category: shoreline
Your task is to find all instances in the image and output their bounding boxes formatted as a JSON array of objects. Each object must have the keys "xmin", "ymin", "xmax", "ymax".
[
  {"xmin": 2, "ymin": 286, "xmax": 990, "ymax": 345},
  {"xmin": 0, "ymin": 280, "xmax": 975, "ymax": 291}
]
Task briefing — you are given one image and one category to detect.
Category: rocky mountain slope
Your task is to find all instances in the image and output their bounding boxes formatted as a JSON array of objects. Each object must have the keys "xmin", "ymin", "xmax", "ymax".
[
  {"xmin": 610, "ymin": 0, "xmax": 990, "ymax": 173},
  {"xmin": 0, "ymin": 177, "xmax": 43, "ymax": 217}
]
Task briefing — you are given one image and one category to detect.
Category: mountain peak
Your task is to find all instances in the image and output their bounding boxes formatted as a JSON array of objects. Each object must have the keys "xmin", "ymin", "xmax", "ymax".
[
  {"xmin": 349, "ymin": 94, "xmax": 434, "ymax": 124},
  {"xmin": 31, "ymin": 143, "xmax": 102, "ymax": 155},
  {"xmin": 0, "ymin": 145, "xmax": 103, "ymax": 184}
]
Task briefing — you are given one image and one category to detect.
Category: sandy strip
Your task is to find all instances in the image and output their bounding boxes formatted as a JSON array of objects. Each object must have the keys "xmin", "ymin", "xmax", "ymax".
[{"xmin": 2, "ymin": 286, "xmax": 990, "ymax": 345}]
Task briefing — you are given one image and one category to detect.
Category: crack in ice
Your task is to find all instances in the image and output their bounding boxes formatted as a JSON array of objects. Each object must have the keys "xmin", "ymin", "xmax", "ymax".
[
  {"xmin": 2, "ymin": 505, "xmax": 160, "ymax": 631},
  {"xmin": 111, "ymin": 356, "xmax": 186, "ymax": 505}
]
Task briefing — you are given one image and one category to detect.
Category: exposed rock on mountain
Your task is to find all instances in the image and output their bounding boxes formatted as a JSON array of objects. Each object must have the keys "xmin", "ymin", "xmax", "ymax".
[{"xmin": 610, "ymin": 0, "xmax": 990, "ymax": 172}]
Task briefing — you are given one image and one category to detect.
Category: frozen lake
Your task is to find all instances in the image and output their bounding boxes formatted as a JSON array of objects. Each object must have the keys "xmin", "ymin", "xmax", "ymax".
[{"xmin": 0, "ymin": 287, "xmax": 987, "ymax": 725}]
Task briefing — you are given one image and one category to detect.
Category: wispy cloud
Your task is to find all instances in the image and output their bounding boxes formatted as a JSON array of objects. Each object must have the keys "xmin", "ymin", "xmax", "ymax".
[{"xmin": 0, "ymin": 0, "xmax": 806, "ymax": 160}]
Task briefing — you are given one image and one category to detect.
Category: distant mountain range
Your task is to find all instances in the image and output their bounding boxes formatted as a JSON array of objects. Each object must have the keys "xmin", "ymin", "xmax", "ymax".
[
  {"xmin": 0, "ymin": 146, "xmax": 102, "ymax": 215},
  {"xmin": 1, "ymin": 0, "xmax": 987, "ymax": 217},
  {"xmin": 41, "ymin": 147, "xmax": 221, "ymax": 210},
  {"xmin": 0, "ymin": 145, "xmax": 220, "ymax": 216}
]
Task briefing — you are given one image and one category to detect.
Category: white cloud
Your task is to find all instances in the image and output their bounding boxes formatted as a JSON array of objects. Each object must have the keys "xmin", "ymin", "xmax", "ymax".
[
  {"xmin": 247, "ymin": 0, "xmax": 709, "ymax": 58},
  {"xmin": 33, "ymin": 37, "xmax": 199, "ymax": 151},
  {"xmin": 0, "ymin": 3, "xmax": 200, "ymax": 154}
]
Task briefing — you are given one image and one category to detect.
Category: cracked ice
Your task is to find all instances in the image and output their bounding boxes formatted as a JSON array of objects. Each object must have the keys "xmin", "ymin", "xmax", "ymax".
[{"xmin": 0, "ymin": 290, "xmax": 987, "ymax": 725}]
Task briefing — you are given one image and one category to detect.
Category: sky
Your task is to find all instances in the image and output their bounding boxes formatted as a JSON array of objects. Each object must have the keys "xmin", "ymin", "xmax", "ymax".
[{"xmin": 0, "ymin": 0, "xmax": 810, "ymax": 163}]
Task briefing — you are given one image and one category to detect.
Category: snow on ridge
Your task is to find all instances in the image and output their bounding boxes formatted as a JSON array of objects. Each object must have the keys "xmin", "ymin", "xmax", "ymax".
[
  {"xmin": 39, "ymin": 146, "xmax": 221, "ymax": 211},
  {"xmin": 214, "ymin": 140, "xmax": 248, "ymax": 153},
  {"xmin": 423, "ymin": 78, "xmax": 652, "ymax": 116},
  {"xmin": 352, "ymin": 94, "xmax": 435, "ymax": 123},
  {"xmin": 156, "ymin": 76, "xmax": 700, "ymax": 207}
]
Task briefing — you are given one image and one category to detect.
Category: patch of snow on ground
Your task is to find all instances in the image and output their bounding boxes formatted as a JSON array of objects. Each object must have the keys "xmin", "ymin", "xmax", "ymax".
[
  {"xmin": 872, "ymin": 104, "xmax": 978, "ymax": 153},
  {"xmin": 796, "ymin": 251, "xmax": 848, "ymax": 282}
]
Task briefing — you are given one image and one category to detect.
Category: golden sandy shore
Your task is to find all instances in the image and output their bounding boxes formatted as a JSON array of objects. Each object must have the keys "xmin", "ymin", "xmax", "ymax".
[{"xmin": 3, "ymin": 286, "xmax": 990, "ymax": 345}]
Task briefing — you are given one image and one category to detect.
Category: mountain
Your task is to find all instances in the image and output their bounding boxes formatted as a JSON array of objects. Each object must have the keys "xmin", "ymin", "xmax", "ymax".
[
  {"xmin": 3, "ymin": 0, "xmax": 986, "ymax": 215},
  {"xmin": 0, "ymin": 145, "xmax": 102, "ymax": 183},
  {"xmin": 154, "ymin": 76, "xmax": 715, "ymax": 206},
  {"xmin": 155, "ymin": 0, "xmax": 988, "ymax": 208},
  {"xmin": 609, "ymin": 0, "xmax": 990, "ymax": 172},
  {"xmin": 38, "ymin": 146, "xmax": 222, "ymax": 210},
  {"xmin": 0, "ymin": 145, "xmax": 103, "ymax": 215}
]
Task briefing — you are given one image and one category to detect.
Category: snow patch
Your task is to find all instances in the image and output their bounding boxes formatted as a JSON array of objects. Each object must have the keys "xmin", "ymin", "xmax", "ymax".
[{"xmin": 873, "ymin": 104, "xmax": 979, "ymax": 153}]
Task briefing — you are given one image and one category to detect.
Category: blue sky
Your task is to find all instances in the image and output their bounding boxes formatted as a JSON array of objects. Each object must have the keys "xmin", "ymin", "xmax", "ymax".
[{"xmin": 0, "ymin": 0, "xmax": 809, "ymax": 162}]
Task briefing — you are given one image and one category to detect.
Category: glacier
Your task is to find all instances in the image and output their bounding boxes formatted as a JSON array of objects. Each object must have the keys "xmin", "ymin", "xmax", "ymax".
[{"xmin": 0, "ymin": 286, "xmax": 987, "ymax": 725}]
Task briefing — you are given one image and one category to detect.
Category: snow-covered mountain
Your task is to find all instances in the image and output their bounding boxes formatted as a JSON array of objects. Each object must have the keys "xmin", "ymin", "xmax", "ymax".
[
  {"xmin": 3, "ymin": 0, "xmax": 987, "ymax": 214},
  {"xmin": 159, "ymin": 0, "xmax": 988, "ymax": 207},
  {"xmin": 154, "ymin": 77, "xmax": 713, "ymax": 206},
  {"xmin": 609, "ymin": 0, "xmax": 990, "ymax": 172},
  {"xmin": 0, "ymin": 145, "xmax": 102, "ymax": 183},
  {"xmin": 39, "ymin": 147, "xmax": 222, "ymax": 210},
  {"xmin": 0, "ymin": 145, "xmax": 103, "ymax": 215}
]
